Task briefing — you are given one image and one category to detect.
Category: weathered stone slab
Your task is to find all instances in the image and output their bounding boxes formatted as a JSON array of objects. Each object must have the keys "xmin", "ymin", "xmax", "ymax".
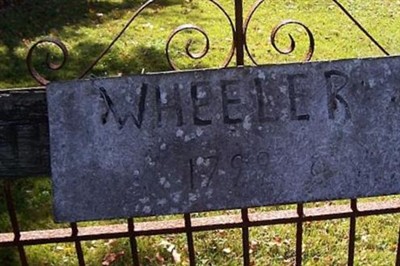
[{"xmin": 48, "ymin": 56, "xmax": 400, "ymax": 222}]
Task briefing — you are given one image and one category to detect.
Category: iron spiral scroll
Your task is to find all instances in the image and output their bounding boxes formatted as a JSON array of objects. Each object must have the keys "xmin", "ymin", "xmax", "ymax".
[
  {"xmin": 165, "ymin": 0, "xmax": 236, "ymax": 70},
  {"xmin": 26, "ymin": 38, "xmax": 69, "ymax": 86},
  {"xmin": 243, "ymin": 0, "xmax": 315, "ymax": 65},
  {"xmin": 26, "ymin": 0, "xmax": 315, "ymax": 86}
]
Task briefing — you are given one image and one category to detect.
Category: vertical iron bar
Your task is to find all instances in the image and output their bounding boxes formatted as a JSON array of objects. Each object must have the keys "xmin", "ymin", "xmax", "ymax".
[
  {"xmin": 332, "ymin": 0, "xmax": 389, "ymax": 56},
  {"xmin": 4, "ymin": 181, "xmax": 28, "ymax": 266},
  {"xmin": 184, "ymin": 213, "xmax": 196, "ymax": 266},
  {"xmin": 396, "ymin": 226, "xmax": 400, "ymax": 266},
  {"xmin": 296, "ymin": 203, "xmax": 304, "ymax": 266},
  {"xmin": 234, "ymin": 0, "xmax": 244, "ymax": 65},
  {"xmin": 348, "ymin": 199, "xmax": 357, "ymax": 266},
  {"xmin": 396, "ymin": 227, "xmax": 400, "ymax": 266},
  {"xmin": 128, "ymin": 218, "xmax": 140, "ymax": 266},
  {"xmin": 71, "ymin": 222, "xmax": 85, "ymax": 266},
  {"xmin": 241, "ymin": 208, "xmax": 250, "ymax": 266}
]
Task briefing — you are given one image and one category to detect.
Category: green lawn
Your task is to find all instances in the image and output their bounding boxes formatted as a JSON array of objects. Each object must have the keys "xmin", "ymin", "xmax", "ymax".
[
  {"xmin": 2, "ymin": 0, "xmax": 400, "ymax": 88},
  {"xmin": 0, "ymin": 0, "xmax": 400, "ymax": 265}
]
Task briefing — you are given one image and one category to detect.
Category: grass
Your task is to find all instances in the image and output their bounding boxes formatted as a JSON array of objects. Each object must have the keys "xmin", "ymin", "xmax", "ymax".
[
  {"xmin": 2, "ymin": 0, "xmax": 400, "ymax": 88},
  {"xmin": 0, "ymin": 0, "xmax": 400, "ymax": 265}
]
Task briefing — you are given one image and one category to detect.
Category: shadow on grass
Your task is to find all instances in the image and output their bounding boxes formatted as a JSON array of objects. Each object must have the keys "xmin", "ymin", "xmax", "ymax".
[
  {"xmin": 0, "ymin": 0, "xmax": 191, "ymax": 87},
  {"xmin": 0, "ymin": 248, "xmax": 19, "ymax": 266},
  {"xmin": 0, "ymin": 36, "xmax": 208, "ymax": 87},
  {"xmin": 70, "ymin": 41, "xmax": 173, "ymax": 78},
  {"xmin": 0, "ymin": 0, "xmax": 88, "ymax": 49},
  {"xmin": 0, "ymin": 0, "xmax": 185, "ymax": 49},
  {"xmin": 0, "ymin": 40, "xmax": 173, "ymax": 88}
]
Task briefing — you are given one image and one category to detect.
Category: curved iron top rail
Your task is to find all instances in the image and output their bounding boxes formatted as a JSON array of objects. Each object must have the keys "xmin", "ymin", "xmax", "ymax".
[{"xmin": 26, "ymin": 0, "xmax": 388, "ymax": 85}]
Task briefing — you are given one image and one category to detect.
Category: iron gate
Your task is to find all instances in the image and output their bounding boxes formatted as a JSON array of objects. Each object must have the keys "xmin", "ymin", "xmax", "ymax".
[{"xmin": 0, "ymin": 0, "xmax": 400, "ymax": 265}]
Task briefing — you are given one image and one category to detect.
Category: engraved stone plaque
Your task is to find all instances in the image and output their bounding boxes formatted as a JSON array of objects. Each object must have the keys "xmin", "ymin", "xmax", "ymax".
[{"xmin": 48, "ymin": 56, "xmax": 400, "ymax": 222}]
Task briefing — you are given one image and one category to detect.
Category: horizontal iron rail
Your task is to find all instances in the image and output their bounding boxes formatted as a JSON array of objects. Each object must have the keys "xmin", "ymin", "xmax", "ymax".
[{"xmin": 1, "ymin": 199, "xmax": 399, "ymax": 247}]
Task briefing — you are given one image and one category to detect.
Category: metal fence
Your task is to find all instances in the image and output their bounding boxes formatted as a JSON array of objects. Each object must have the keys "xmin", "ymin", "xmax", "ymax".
[{"xmin": 1, "ymin": 0, "xmax": 400, "ymax": 265}]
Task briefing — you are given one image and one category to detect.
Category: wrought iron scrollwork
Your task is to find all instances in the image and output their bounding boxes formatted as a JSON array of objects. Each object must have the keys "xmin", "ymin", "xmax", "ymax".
[
  {"xmin": 26, "ymin": 0, "xmax": 155, "ymax": 85},
  {"xmin": 243, "ymin": 0, "xmax": 314, "ymax": 65},
  {"xmin": 26, "ymin": 38, "xmax": 69, "ymax": 86},
  {"xmin": 26, "ymin": 0, "xmax": 317, "ymax": 85},
  {"xmin": 166, "ymin": 0, "xmax": 236, "ymax": 70},
  {"xmin": 166, "ymin": 24, "xmax": 210, "ymax": 70},
  {"xmin": 270, "ymin": 20, "xmax": 315, "ymax": 61},
  {"xmin": 79, "ymin": 0, "xmax": 155, "ymax": 78}
]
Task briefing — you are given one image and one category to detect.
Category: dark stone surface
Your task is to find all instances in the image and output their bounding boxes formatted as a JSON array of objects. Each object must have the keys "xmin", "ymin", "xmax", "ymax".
[
  {"xmin": 0, "ymin": 89, "xmax": 49, "ymax": 178},
  {"xmin": 48, "ymin": 56, "xmax": 400, "ymax": 222}
]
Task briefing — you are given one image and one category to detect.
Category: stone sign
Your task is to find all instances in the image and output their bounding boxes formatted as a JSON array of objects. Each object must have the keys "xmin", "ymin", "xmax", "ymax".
[{"xmin": 48, "ymin": 56, "xmax": 400, "ymax": 222}]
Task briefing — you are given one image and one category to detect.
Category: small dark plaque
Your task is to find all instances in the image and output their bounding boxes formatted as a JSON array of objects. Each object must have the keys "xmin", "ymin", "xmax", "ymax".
[{"xmin": 48, "ymin": 56, "xmax": 400, "ymax": 222}]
